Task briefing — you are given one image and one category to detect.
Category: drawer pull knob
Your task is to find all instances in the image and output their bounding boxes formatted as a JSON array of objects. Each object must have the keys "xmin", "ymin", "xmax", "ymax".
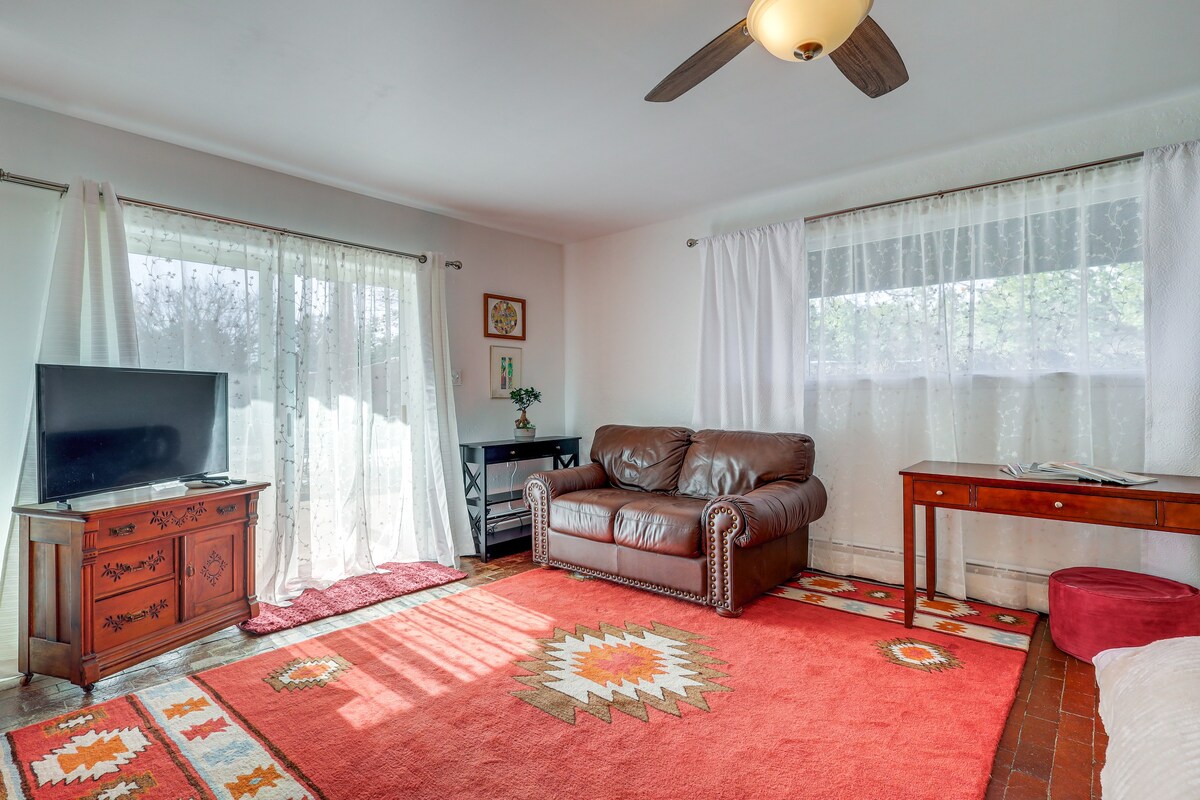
[
  {"xmin": 217, "ymin": 503, "xmax": 238, "ymax": 515},
  {"xmin": 109, "ymin": 523, "xmax": 136, "ymax": 537},
  {"xmin": 935, "ymin": 490, "xmax": 944, "ymax": 496},
  {"xmin": 102, "ymin": 598, "xmax": 169, "ymax": 633},
  {"xmin": 1054, "ymin": 501, "xmax": 1064, "ymax": 509}
]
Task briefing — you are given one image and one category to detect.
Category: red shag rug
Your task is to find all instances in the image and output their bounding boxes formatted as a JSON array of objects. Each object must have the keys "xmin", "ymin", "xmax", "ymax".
[
  {"xmin": 238, "ymin": 561, "xmax": 467, "ymax": 635},
  {"xmin": 2, "ymin": 570, "xmax": 1035, "ymax": 800}
]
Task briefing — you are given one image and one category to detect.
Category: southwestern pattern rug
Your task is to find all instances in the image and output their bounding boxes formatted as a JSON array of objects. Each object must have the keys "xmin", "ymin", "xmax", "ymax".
[{"xmin": 1, "ymin": 569, "xmax": 1036, "ymax": 800}]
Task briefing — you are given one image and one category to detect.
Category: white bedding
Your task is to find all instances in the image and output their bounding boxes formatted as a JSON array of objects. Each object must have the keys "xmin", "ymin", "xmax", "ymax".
[{"xmin": 1094, "ymin": 636, "xmax": 1200, "ymax": 799}]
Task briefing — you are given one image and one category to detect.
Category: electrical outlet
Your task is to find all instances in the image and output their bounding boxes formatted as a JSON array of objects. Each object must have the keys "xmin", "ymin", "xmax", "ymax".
[{"xmin": 451, "ymin": 369, "xmax": 462, "ymax": 386}]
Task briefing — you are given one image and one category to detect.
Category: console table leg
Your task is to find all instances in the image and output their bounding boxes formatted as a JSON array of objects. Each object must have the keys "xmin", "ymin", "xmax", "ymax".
[
  {"xmin": 925, "ymin": 505, "xmax": 937, "ymax": 601},
  {"xmin": 903, "ymin": 477, "xmax": 915, "ymax": 628}
]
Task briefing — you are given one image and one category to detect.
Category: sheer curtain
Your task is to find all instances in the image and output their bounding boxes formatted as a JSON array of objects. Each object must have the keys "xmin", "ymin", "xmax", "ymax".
[
  {"xmin": 1143, "ymin": 139, "xmax": 1200, "ymax": 586},
  {"xmin": 803, "ymin": 159, "xmax": 1146, "ymax": 610},
  {"xmin": 123, "ymin": 205, "xmax": 464, "ymax": 603},
  {"xmin": 1, "ymin": 179, "xmax": 135, "ymax": 683},
  {"xmin": 693, "ymin": 222, "xmax": 806, "ymax": 431}
]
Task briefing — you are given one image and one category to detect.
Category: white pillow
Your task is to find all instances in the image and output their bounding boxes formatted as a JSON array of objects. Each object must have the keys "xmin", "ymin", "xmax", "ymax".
[{"xmin": 1095, "ymin": 636, "xmax": 1200, "ymax": 800}]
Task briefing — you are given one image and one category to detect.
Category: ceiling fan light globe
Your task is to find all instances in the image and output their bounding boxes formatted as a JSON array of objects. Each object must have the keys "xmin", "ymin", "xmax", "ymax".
[{"xmin": 746, "ymin": 0, "xmax": 873, "ymax": 62}]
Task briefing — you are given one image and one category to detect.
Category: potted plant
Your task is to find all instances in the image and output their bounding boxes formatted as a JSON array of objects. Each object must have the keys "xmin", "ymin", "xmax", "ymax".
[{"xmin": 510, "ymin": 386, "xmax": 542, "ymax": 440}]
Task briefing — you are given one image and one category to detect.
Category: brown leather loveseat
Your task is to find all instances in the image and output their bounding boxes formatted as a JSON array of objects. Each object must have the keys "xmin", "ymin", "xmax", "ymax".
[{"xmin": 525, "ymin": 425, "xmax": 828, "ymax": 616}]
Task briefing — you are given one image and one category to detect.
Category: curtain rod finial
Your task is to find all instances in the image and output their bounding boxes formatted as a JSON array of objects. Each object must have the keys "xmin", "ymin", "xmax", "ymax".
[
  {"xmin": 687, "ymin": 238, "xmax": 699, "ymax": 248},
  {"xmin": 445, "ymin": 260, "xmax": 463, "ymax": 270}
]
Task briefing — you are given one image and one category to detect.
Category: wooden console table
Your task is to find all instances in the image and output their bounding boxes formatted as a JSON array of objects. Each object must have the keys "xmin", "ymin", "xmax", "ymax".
[
  {"xmin": 900, "ymin": 461, "xmax": 1200, "ymax": 628},
  {"xmin": 460, "ymin": 436, "xmax": 580, "ymax": 562},
  {"xmin": 15, "ymin": 482, "xmax": 268, "ymax": 689}
]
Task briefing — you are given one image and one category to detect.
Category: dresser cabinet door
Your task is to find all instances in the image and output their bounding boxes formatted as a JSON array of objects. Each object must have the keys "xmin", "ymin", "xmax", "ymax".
[{"xmin": 182, "ymin": 523, "xmax": 246, "ymax": 618}]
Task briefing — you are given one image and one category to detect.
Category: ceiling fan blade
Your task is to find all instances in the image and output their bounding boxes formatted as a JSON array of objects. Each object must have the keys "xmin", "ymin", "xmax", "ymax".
[
  {"xmin": 645, "ymin": 18, "xmax": 752, "ymax": 102},
  {"xmin": 829, "ymin": 16, "xmax": 908, "ymax": 98}
]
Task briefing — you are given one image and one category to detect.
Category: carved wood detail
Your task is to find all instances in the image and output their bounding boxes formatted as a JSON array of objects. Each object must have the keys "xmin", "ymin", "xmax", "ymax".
[
  {"xmin": 100, "ymin": 550, "xmax": 167, "ymax": 582},
  {"xmin": 149, "ymin": 503, "xmax": 208, "ymax": 529}
]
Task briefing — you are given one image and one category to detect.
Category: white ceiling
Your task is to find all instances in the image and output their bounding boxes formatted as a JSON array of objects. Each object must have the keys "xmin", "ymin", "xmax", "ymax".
[{"xmin": 1, "ymin": 1, "xmax": 1198, "ymax": 243}]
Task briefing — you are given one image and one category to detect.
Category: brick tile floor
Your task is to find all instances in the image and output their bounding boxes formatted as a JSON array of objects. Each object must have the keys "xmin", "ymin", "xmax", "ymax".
[
  {"xmin": 987, "ymin": 618, "xmax": 1106, "ymax": 799},
  {"xmin": 0, "ymin": 552, "xmax": 1105, "ymax": 799}
]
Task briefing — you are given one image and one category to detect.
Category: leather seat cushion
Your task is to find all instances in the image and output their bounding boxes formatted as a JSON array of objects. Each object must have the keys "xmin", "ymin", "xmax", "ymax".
[
  {"xmin": 677, "ymin": 429, "xmax": 816, "ymax": 498},
  {"xmin": 591, "ymin": 424, "xmax": 694, "ymax": 493},
  {"xmin": 549, "ymin": 488, "xmax": 645, "ymax": 543},
  {"xmin": 613, "ymin": 495, "xmax": 707, "ymax": 558}
]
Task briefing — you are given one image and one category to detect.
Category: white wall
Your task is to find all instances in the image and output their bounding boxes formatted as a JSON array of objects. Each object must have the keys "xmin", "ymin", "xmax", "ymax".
[{"xmin": 0, "ymin": 98, "xmax": 564, "ymax": 683}]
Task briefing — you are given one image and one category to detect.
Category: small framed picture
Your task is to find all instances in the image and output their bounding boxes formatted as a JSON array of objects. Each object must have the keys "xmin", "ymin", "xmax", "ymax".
[
  {"xmin": 483, "ymin": 293, "xmax": 526, "ymax": 340},
  {"xmin": 490, "ymin": 346, "xmax": 523, "ymax": 399}
]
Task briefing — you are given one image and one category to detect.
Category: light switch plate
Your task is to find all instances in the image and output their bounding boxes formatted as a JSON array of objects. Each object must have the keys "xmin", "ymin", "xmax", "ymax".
[{"xmin": 451, "ymin": 369, "xmax": 463, "ymax": 386}]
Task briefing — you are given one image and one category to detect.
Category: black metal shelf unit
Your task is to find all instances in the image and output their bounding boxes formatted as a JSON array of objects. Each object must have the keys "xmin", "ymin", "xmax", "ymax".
[{"xmin": 459, "ymin": 435, "xmax": 581, "ymax": 562}]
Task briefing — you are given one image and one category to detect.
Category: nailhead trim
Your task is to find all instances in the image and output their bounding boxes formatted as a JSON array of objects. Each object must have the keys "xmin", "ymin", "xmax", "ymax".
[
  {"xmin": 526, "ymin": 479, "xmax": 550, "ymax": 564},
  {"xmin": 706, "ymin": 503, "xmax": 741, "ymax": 614},
  {"xmin": 546, "ymin": 559, "xmax": 708, "ymax": 605}
]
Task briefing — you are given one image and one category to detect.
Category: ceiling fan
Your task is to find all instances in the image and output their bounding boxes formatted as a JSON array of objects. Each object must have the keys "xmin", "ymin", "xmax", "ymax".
[{"xmin": 646, "ymin": 0, "xmax": 908, "ymax": 102}]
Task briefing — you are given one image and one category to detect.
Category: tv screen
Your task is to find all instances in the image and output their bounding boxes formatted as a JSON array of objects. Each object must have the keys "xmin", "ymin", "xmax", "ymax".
[{"xmin": 36, "ymin": 364, "xmax": 229, "ymax": 503}]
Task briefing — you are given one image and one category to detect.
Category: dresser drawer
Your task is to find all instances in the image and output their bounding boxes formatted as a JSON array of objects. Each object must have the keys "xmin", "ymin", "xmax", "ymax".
[
  {"xmin": 913, "ymin": 480, "xmax": 971, "ymax": 507},
  {"xmin": 1163, "ymin": 502, "xmax": 1200, "ymax": 531},
  {"xmin": 96, "ymin": 498, "xmax": 245, "ymax": 549},
  {"xmin": 95, "ymin": 540, "xmax": 176, "ymax": 598},
  {"xmin": 977, "ymin": 487, "xmax": 1157, "ymax": 527},
  {"xmin": 94, "ymin": 579, "xmax": 178, "ymax": 652}
]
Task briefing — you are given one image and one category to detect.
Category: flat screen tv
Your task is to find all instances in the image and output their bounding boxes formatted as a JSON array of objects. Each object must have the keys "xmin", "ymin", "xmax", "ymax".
[{"xmin": 36, "ymin": 364, "xmax": 229, "ymax": 504}]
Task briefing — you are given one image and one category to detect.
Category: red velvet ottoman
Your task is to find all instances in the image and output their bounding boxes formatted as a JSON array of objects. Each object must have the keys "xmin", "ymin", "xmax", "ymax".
[{"xmin": 1049, "ymin": 567, "xmax": 1200, "ymax": 663}]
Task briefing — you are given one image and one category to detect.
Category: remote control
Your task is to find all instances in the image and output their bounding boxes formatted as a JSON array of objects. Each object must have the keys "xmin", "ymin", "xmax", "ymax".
[{"xmin": 185, "ymin": 479, "xmax": 229, "ymax": 489}]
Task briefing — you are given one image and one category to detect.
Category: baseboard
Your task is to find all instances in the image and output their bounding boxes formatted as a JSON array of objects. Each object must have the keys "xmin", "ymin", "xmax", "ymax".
[{"xmin": 809, "ymin": 539, "xmax": 1051, "ymax": 612}]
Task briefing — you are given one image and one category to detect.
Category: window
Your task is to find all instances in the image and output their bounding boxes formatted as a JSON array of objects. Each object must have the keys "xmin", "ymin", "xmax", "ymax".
[{"xmin": 805, "ymin": 163, "xmax": 1145, "ymax": 379}]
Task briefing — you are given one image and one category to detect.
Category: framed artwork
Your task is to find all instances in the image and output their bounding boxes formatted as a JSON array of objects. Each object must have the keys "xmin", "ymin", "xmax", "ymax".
[
  {"xmin": 483, "ymin": 293, "xmax": 526, "ymax": 340},
  {"xmin": 490, "ymin": 346, "xmax": 523, "ymax": 399}
]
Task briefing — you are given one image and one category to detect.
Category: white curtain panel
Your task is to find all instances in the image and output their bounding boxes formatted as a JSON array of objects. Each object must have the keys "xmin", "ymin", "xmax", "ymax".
[
  {"xmin": 1143, "ymin": 140, "xmax": 1200, "ymax": 586},
  {"xmin": 803, "ymin": 159, "xmax": 1146, "ymax": 610},
  {"xmin": 0, "ymin": 179, "xmax": 135, "ymax": 683},
  {"xmin": 418, "ymin": 253, "xmax": 474, "ymax": 559},
  {"xmin": 123, "ymin": 206, "xmax": 464, "ymax": 603},
  {"xmin": 693, "ymin": 221, "xmax": 806, "ymax": 432},
  {"xmin": 41, "ymin": 179, "xmax": 138, "ymax": 367}
]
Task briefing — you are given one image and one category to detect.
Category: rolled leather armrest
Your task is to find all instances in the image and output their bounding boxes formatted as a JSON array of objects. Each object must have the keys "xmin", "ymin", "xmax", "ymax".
[
  {"xmin": 704, "ymin": 478, "xmax": 828, "ymax": 550},
  {"xmin": 525, "ymin": 462, "xmax": 608, "ymax": 500},
  {"xmin": 525, "ymin": 463, "xmax": 608, "ymax": 566}
]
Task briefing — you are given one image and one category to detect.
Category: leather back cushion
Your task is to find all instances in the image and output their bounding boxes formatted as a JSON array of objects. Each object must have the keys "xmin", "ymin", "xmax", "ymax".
[
  {"xmin": 590, "ymin": 424, "xmax": 694, "ymax": 493},
  {"xmin": 677, "ymin": 429, "xmax": 815, "ymax": 498}
]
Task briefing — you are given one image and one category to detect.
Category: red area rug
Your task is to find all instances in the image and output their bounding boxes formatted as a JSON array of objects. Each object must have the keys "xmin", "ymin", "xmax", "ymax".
[
  {"xmin": 2, "ymin": 570, "xmax": 1032, "ymax": 799},
  {"xmin": 237, "ymin": 561, "xmax": 467, "ymax": 635}
]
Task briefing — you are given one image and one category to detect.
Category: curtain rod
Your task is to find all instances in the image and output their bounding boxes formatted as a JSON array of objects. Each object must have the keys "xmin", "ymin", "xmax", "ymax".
[
  {"xmin": 0, "ymin": 168, "xmax": 463, "ymax": 270},
  {"xmin": 684, "ymin": 150, "xmax": 1143, "ymax": 248}
]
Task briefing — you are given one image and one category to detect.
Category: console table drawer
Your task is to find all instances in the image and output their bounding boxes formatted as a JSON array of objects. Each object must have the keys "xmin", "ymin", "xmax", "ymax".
[
  {"xmin": 977, "ymin": 487, "xmax": 1157, "ymax": 526},
  {"xmin": 1163, "ymin": 502, "xmax": 1200, "ymax": 531},
  {"xmin": 483, "ymin": 440, "xmax": 574, "ymax": 462},
  {"xmin": 913, "ymin": 480, "xmax": 970, "ymax": 507}
]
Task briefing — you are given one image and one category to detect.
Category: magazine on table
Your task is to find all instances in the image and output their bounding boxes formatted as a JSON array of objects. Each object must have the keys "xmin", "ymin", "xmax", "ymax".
[{"xmin": 1000, "ymin": 461, "xmax": 1157, "ymax": 485}]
